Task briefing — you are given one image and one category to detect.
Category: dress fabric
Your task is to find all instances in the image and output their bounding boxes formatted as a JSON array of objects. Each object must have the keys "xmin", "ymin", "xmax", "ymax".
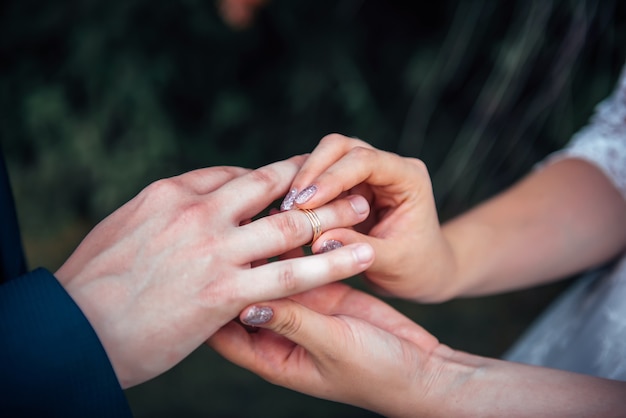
[{"xmin": 504, "ymin": 65, "xmax": 626, "ymax": 381}]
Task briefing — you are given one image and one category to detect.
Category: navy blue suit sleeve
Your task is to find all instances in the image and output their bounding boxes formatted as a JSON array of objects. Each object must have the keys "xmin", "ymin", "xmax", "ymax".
[{"xmin": 0, "ymin": 268, "xmax": 132, "ymax": 417}]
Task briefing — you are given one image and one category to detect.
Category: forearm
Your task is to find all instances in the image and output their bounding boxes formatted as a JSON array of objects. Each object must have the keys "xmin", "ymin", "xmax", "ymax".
[
  {"xmin": 439, "ymin": 158, "xmax": 626, "ymax": 298},
  {"xmin": 413, "ymin": 345, "xmax": 626, "ymax": 418}
]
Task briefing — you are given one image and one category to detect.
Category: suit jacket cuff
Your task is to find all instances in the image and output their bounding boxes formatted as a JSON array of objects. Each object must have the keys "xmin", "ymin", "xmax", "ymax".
[{"xmin": 0, "ymin": 268, "xmax": 132, "ymax": 417}]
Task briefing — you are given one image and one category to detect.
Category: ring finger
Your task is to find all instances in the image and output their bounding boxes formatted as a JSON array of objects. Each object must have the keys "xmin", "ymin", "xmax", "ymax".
[{"xmin": 230, "ymin": 194, "xmax": 370, "ymax": 263}]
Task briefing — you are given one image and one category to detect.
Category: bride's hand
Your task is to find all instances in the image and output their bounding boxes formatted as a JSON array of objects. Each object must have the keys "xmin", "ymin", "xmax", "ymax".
[
  {"xmin": 280, "ymin": 134, "xmax": 456, "ymax": 302},
  {"xmin": 208, "ymin": 282, "xmax": 442, "ymax": 417}
]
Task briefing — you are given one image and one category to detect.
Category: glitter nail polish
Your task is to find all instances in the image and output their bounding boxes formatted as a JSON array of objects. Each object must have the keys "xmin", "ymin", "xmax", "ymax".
[
  {"xmin": 242, "ymin": 306, "xmax": 274, "ymax": 326},
  {"xmin": 280, "ymin": 188, "xmax": 298, "ymax": 211},
  {"xmin": 317, "ymin": 239, "xmax": 344, "ymax": 253},
  {"xmin": 295, "ymin": 185, "xmax": 317, "ymax": 205}
]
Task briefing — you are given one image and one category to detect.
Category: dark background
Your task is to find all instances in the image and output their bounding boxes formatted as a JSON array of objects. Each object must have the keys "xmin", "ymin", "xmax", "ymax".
[{"xmin": 2, "ymin": 0, "xmax": 625, "ymax": 416}]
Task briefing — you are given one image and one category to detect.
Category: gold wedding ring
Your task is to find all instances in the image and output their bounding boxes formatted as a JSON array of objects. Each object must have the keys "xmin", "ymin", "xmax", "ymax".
[{"xmin": 299, "ymin": 208, "xmax": 322, "ymax": 246}]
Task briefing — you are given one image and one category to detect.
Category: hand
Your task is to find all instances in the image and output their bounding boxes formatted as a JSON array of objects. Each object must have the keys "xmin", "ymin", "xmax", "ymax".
[
  {"xmin": 280, "ymin": 134, "xmax": 456, "ymax": 302},
  {"xmin": 209, "ymin": 282, "xmax": 626, "ymax": 417},
  {"xmin": 55, "ymin": 156, "xmax": 374, "ymax": 388},
  {"xmin": 208, "ymin": 282, "xmax": 442, "ymax": 417}
]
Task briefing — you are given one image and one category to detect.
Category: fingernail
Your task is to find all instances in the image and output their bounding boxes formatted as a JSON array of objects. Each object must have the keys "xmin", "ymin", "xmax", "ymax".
[
  {"xmin": 295, "ymin": 185, "xmax": 317, "ymax": 205},
  {"xmin": 348, "ymin": 195, "xmax": 369, "ymax": 215},
  {"xmin": 352, "ymin": 244, "xmax": 374, "ymax": 264},
  {"xmin": 317, "ymin": 239, "xmax": 343, "ymax": 254},
  {"xmin": 280, "ymin": 189, "xmax": 298, "ymax": 211},
  {"xmin": 242, "ymin": 306, "xmax": 274, "ymax": 326}
]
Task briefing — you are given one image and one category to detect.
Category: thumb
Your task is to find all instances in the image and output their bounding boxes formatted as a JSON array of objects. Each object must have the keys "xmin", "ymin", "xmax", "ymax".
[
  {"xmin": 313, "ymin": 229, "xmax": 401, "ymax": 290},
  {"xmin": 240, "ymin": 299, "xmax": 335, "ymax": 356},
  {"xmin": 312, "ymin": 228, "xmax": 381, "ymax": 258}
]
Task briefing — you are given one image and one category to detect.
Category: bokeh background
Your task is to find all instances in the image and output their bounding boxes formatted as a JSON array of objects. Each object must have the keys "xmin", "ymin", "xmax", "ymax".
[{"xmin": 2, "ymin": 0, "xmax": 625, "ymax": 416}]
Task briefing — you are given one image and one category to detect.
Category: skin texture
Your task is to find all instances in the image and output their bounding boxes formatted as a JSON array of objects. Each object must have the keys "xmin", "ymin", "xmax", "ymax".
[
  {"xmin": 55, "ymin": 155, "xmax": 375, "ymax": 388},
  {"xmin": 284, "ymin": 134, "xmax": 626, "ymax": 301},
  {"xmin": 278, "ymin": 134, "xmax": 456, "ymax": 301},
  {"xmin": 210, "ymin": 283, "xmax": 626, "ymax": 417},
  {"xmin": 209, "ymin": 283, "xmax": 441, "ymax": 416},
  {"xmin": 209, "ymin": 134, "xmax": 626, "ymax": 416}
]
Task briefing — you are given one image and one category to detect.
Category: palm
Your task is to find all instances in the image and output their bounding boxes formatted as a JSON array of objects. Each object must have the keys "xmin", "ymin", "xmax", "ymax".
[{"xmin": 209, "ymin": 283, "xmax": 440, "ymax": 404}]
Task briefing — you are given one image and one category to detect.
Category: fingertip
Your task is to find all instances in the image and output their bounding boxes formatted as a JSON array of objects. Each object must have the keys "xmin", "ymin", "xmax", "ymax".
[
  {"xmin": 240, "ymin": 300, "xmax": 311, "ymax": 344},
  {"xmin": 311, "ymin": 230, "xmax": 375, "ymax": 264},
  {"xmin": 280, "ymin": 188, "xmax": 298, "ymax": 211},
  {"xmin": 241, "ymin": 305, "xmax": 274, "ymax": 326},
  {"xmin": 346, "ymin": 194, "xmax": 370, "ymax": 216},
  {"xmin": 294, "ymin": 184, "xmax": 318, "ymax": 205},
  {"xmin": 351, "ymin": 243, "xmax": 375, "ymax": 266},
  {"xmin": 315, "ymin": 239, "xmax": 344, "ymax": 254},
  {"xmin": 314, "ymin": 240, "xmax": 375, "ymax": 271}
]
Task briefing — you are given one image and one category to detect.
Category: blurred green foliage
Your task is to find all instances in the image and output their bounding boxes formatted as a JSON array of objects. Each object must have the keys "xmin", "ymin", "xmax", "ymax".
[{"xmin": 1, "ymin": 0, "xmax": 625, "ymax": 416}]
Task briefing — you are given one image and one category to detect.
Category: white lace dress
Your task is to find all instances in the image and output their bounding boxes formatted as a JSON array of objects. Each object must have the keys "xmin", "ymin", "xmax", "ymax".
[{"xmin": 504, "ymin": 65, "xmax": 626, "ymax": 380}]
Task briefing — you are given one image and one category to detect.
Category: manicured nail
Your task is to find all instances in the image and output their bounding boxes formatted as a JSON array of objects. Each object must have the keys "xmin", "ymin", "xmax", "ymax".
[
  {"xmin": 317, "ymin": 239, "xmax": 343, "ymax": 254},
  {"xmin": 242, "ymin": 306, "xmax": 274, "ymax": 326},
  {"xmin": 352, "ymin": 244, "xmax": 374, "ymax": 264},
  {"xmin": 280, "ymin": 188, "xmax": 298, "ymax": 211},
  {"xmin": 348, "ymin": 195, "xmax": 369, "ymax": 215},
  {"xmin": 295, "ymin": 185, "xmax": 317, "ymax": 205}
]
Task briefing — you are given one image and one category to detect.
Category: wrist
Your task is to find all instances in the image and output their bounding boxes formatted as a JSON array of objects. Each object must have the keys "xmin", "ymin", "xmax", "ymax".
[
  {"xmin": 418, "ymin": 345, "xmax": 479, "ymax": 417},
  {"xmin": 378, "ymin": 344, "xmax": 477, "ymax": 418},
  {"xmin": 414, "ymin": 344, "xmax": 626, "ymax": 417},
  {"xmin": 438, "ymin": 217, "xmax": 495, "ymax": 299},
  {"xmin": 409, "ymin": 232, "xmax": 461, "ymax": 303}
]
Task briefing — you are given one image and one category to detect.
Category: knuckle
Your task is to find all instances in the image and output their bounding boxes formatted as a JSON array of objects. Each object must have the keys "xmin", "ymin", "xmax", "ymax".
[
  {"xmin": 272, "ymin": 212, "xmax": 307, "ymax": 238},
  {"xmin": 192, "ymin": 166, "xmax": 245, "ymax": 183},
  {"xmin": 201, "ymin": 274, "xmax": 242, "ymax": 307},
  {"xmin": 276, "ymin": 263, "xmax": 298, "ymax": 293},
  {"xmin": 219, "ymin": 165, "xmax": 250, "ymax": 177},
  {"xmin": 349, "ymin": 145, "xmax": 376, "ymax": 162},
  {"xmin": 320, "ymin": 133, "xmax": 368, "ymax": 149},
  {"xmin": 248, "ymin": 166, "xmax": 278, "ymax": 189},
  {"xmin": 406, "ymin": 158, "xmax": 433, "ymax": 189},
  {"xmin": 133, "ymin": 178, "xmax": 185, "ymax": 212},
  {"xmin": 177, "ymin": 200, "xmax": 207, "ymax": 224},
  {"xmin": 273, "ymin": 310, "xmax": 303, "ymax": 337},
  {"xmin": 406, "ymin": 157, "xmax": 429, "ymax": 175},
  {"xmin": 319, "ymin": 133, "xmax": 346, "ymax": 145},
  {"xmin": 142, "ymin": 177, "xmax": 184, "ymax": 200}
]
